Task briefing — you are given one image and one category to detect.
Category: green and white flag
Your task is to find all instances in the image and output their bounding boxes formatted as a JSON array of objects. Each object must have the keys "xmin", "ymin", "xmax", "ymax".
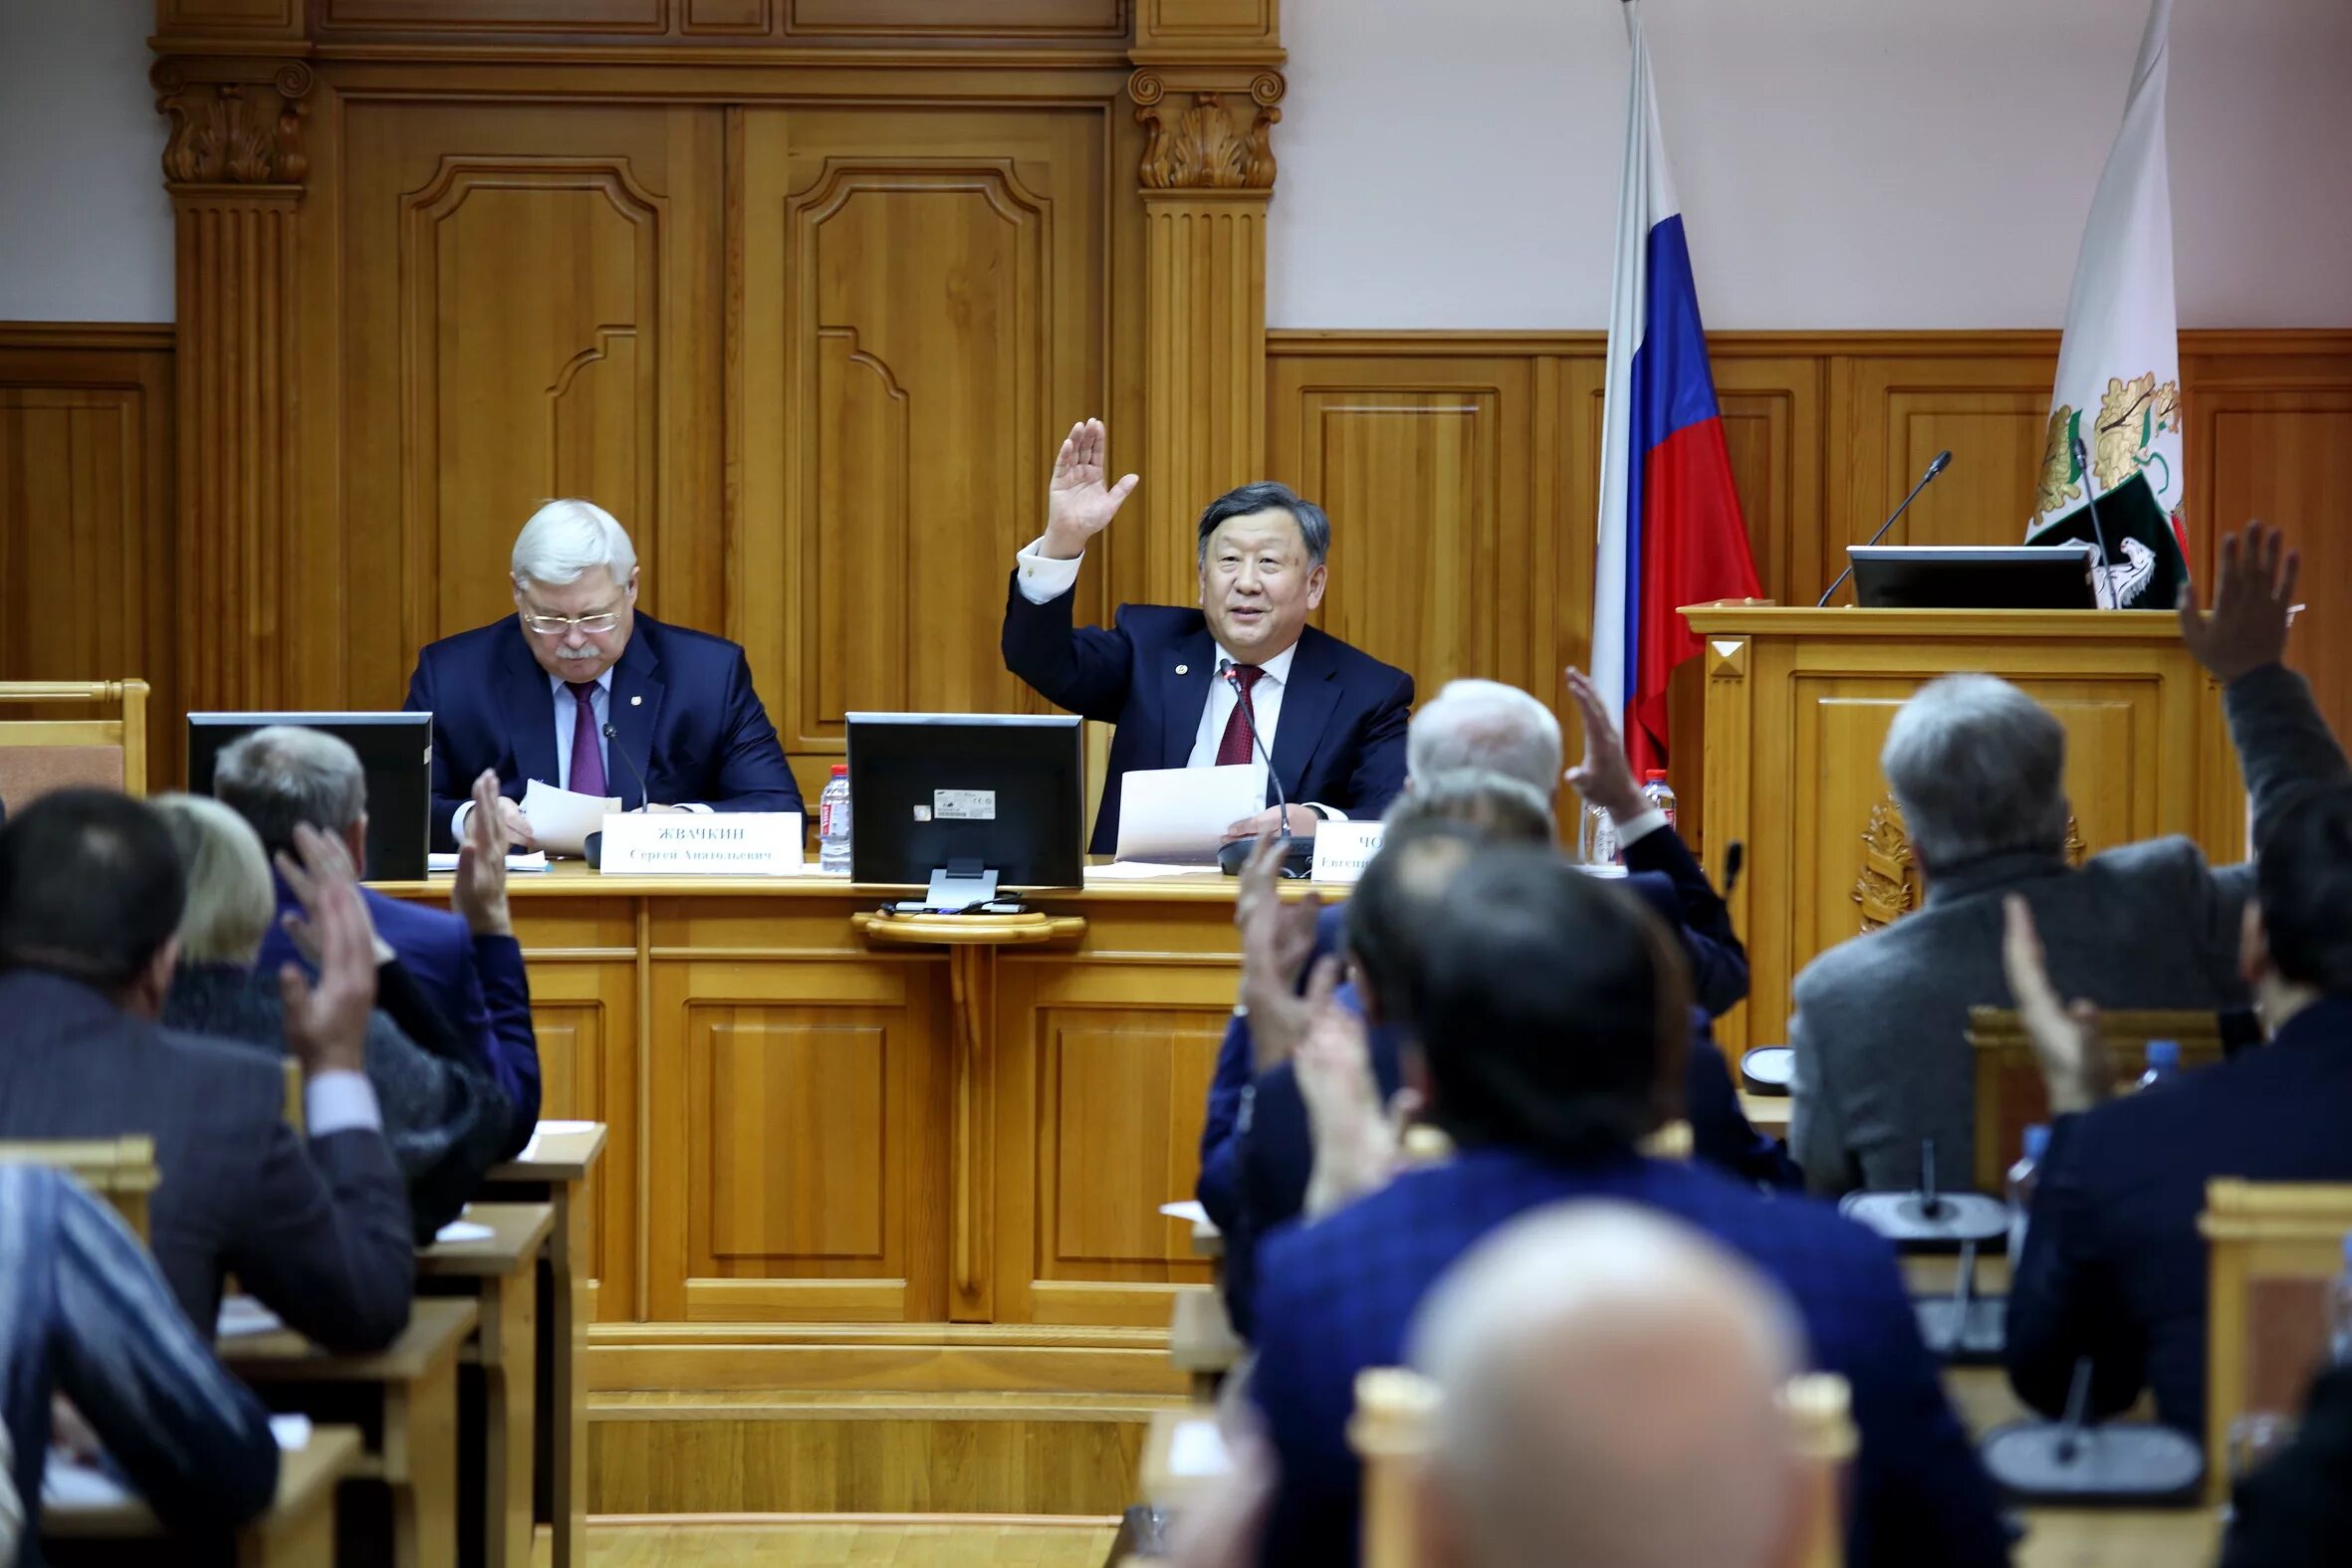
[{"xmin": 2025, "ymin": 0, "xmax": 2189, "ymax": 609}]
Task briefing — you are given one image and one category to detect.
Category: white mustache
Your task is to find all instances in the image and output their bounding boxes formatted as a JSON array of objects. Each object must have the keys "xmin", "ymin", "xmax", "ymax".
[{"xmin": 554, "ymin": 646, "xmax": 601, "ymax": 660}]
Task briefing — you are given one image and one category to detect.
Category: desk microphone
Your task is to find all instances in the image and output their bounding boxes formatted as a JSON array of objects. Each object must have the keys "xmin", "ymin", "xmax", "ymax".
[
  {"xmin": 1214, "ymin": 659, "xmax": 1314, "ymax": 878},
  {"xmin": 584, "ymin": 722, "xmax": 656, "ymax": 870},
  {"xmin": 2068, "ymin": 431, "xmax": 2116, "ymax": 608},
  {"xmin": 1815, "ymin": 449, "xmax": 1953, "ymax": 607}
]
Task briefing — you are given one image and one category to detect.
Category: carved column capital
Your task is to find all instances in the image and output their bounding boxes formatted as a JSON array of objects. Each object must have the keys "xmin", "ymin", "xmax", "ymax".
[
  {"xmin": 1127, "ymin": 68, "xmax": 1285, "ymax": 192},
  {"xmin": 150, "ymin": 56, "xmax": 315, "ymax": 192}
]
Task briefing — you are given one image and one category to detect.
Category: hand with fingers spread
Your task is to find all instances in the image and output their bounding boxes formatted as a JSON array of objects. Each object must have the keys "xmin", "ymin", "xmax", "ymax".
[
  {"xmin": 1563, "ymin": 666, "xmax": 1643, "ymax": 819},
  {"xmin": 1236, "ymin": 833, "xmax": 1324, "ymax": 1071},
  {"xmin": 2001, "ymin": 895, "xmax": 2112, "ymax": 1115},
  {"xmin": 452, "ymin": 770, "xmax": 515, "ymax": 939},
  {"xmin": 275, "ymin": 820, "xmax": 393, "ymax": 968},
  {"xmin": 2178, "ymin": 520, "xmax": 2300, "ymax": 686},
  {"xmin": 1041, "ymin": 417, "xmax": 1140, "ymax": 560},
  {"xmin": 275, "ymin": 823, "xmax": 379, "ymax": 1080},
  {"xmin": 1295, "ymin": 957, "xmax": 1408, "ymax": 1216}
]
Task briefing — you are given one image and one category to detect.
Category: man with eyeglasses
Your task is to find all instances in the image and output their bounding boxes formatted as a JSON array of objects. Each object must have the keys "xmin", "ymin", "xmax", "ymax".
[{"xmin": 405, "ymin": 499, "xmax": 801, "ymax": 853}]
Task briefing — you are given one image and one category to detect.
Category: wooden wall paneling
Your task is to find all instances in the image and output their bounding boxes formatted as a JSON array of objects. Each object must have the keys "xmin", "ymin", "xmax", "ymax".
[
  {"xmin": 786, "ymin": 0, "xmax": 1128, "ymax": 37},
  {"xmin": 1709, "ymin": 351, "xmax": 1826, "ymax": 609},
  {"xmin": 338, "ymin": 101, "xmax": 725, "ymax": 713},
  {"xmin": 735, "ymin": 103, "xmax": 1115, "ymax": 803},
  {"xmin": 643, "ymin": 896, "xmax": 950, "ymax": 1325},
  {"xmin": 0, "ymin": 328, "xmax": 179, "ymax": 784}
]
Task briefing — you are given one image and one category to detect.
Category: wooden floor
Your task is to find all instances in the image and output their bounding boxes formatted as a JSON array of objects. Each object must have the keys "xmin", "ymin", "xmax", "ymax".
[{"xmin": 588, "ymin": 1516, "xmax": 1119, "ymax": 1566}]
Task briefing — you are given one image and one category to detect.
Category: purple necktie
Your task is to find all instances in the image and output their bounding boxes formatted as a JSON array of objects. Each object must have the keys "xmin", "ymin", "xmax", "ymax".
[{"xmin": 567, "ymin": 682, "xmax": 607, "ymax": 797}]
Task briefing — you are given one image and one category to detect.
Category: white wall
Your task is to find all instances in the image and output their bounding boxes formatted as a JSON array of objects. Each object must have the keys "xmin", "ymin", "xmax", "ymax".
[
  {"xmin": 0, "ymin": 0, "xmax": 173, "ymax": 323},
  {"xmin": 1270, "ymin": 0, "xmax": 2352, "ymax": 330}
]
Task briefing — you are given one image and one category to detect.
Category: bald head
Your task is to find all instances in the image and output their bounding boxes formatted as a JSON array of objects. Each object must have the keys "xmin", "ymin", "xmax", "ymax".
[{"xmin": 1408, "ymin": 1203, "xmax": 1808, "ymax": 1568}]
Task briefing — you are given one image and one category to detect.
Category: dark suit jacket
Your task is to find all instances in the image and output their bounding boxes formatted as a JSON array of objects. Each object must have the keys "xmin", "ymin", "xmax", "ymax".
[
  {"xmin": 0, "ymin": 970, "xmax": 415, "ymax": 1354},
  {"xmin": 404, "ymin": 613, "xmax": 802, "ymax": 852},
  {"xmin": 1001, "ymin": 575, "xmax": 1413, "ymax": 855},
  {"xmin": 1250, "ymin": 1147, "xmax": 2007, "ymax": 1568},
  {"xmin": 2220, "ymin": 1362, "xmax": 2352, "ymax": 1568},
  {"xmin": 1790, "ymin": 664, "xmax": 2351, "ymax": 1197},
  {"xmin": 2006, "ymin": 994, "xmax": 2352, "ymax": 1439},
  {"xmin": 258, "ymin": 884, "xmax": 540, "ymax": 1158}
]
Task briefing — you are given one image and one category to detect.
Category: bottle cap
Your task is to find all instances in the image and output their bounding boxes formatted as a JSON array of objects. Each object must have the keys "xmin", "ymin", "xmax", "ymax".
[
  {"xmin": 2147, "ymin": 1038, "xmax": 2180, "ymax": 1068},
  {"xmin": 1644, "ymin": 770, "xmax": 1669, "ymax": 784},
  {"xmin": 829, "ymin": 763, "xmax": 848, "ymax": 777},
  {"xmin": 2022, "ymin": 1123, "xmax": 2050, "ymax": 1161}
]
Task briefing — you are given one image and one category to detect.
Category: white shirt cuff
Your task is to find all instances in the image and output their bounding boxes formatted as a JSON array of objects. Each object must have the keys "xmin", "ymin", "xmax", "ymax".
[
  {"xmin": 1014, "ymin": 538, "xmax": 1083, "ymax": 604},
  {"xmin": 676, "ymin": 801, "xmax": 712, "ymax": 813},
  {"xmin": 451, "ymin": 799, "xmax": 475, "ymax": 842},
  {"xmin": 305, "ymin": 1070, "xmax": 384, "ymax": 1139},
  {"xmin": 1610, "ymin": 806, "xmax": 1669, "ymax": 847},
  {"xmin": 1303, "ymin": 803, "xmax": 1346, "ymax": 822}
]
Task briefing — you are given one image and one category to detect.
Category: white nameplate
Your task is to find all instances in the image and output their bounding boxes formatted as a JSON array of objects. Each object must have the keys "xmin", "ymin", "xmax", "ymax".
[
  {"xmin": 596, "ymin": 811, "xmax": 804, "ymax": 875},
  {"xmin": 1309, "ymin": 820, "xmax": 1385, "ymax": 884}
]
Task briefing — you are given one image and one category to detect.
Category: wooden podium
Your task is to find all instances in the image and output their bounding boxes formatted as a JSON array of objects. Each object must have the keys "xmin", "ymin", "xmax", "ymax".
[{"xmin": 1680, "ymin": 606, "xmax": 2246, "ymax": 1054}]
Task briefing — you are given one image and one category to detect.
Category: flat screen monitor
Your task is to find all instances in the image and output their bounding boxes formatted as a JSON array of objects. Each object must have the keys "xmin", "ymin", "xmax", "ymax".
[
  {"xmin": 1850, "ymin": 545, "xmax": 2099, "ymax": 611},
  {"xmin": 187, "ymin": 712, "xmax": 433, "ymax": 882},
  {"xmin": 845, "ymin": 713, "xmax": 1083, "ymax": 894}
]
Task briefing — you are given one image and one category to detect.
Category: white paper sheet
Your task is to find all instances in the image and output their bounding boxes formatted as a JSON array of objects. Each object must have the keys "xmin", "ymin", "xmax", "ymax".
[
  {"xmin": 42, "ymin": 1457, "xmax": 130, "ymax": 1508},
  {"xmin": 216, "ymin": 1294, "xmax": 285, "ymax": 1338},
  {"xmin": 513, "ymin": 1119, "xmax": 597, "ymax": 1163},
  {"xmin": 1082, "ymin": 861, "xmax": 1207, "ymax": 882},
  {"xmin": 1113, "ymin": 764, "xmax": 1261, "ymax": 864},
  {"xmin": 271, "ymin": 1415, "xmax": 313, "ymax": 1452},
  {"xmin": 435, "ymin": 1219, "xmax": 495, "ymax": 1244},
  {"xmin": 521, "ymin": 779, "xmax": 621, "ymax": 857},
  {"xmin": 427, "ymin": 850, "xmax": 551, "ymax": 873},
  {"xmin": 1158, "ymin": 1200, "xmax": 1210, "ymax": 1226},
  {"xmin": 1168, "ymin": 1419, "xmax": 1232, "ymax": 1478}
]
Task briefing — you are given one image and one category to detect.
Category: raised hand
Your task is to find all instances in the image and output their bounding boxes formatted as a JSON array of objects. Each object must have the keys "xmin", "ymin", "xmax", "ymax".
[
  {"xmin": 1295, "ymin": 957, "xmax": 1397, "ymax": 1216},
  {"xmin": 2178, "ymin": 521, "xmax": 2299, "ymax": 685},
  {"xmin": 452, "ymin": 769, "xmax": 515, "ymax": 939},
  {"xmin": 276, "ymin": 819, "xmax": 392, "ymax": 968},
  {"xmin": 1563, "ymin": 666, "xmax": 1642, "ymax": 819},
  {"xmin": 2000, "ymin": 895, "xmax": 2111, "ymax": 1115},
  {"xmin": 1041, "ymin": 418, "xmax": 1139, "ymax": 560},
  {"xmin": 1237, "ymin": 833, "xmax": 1324, "ymax": 1072},
  {"xmin": 276, "ymin": 823, "xmax": 378, "ymax": 1079}
]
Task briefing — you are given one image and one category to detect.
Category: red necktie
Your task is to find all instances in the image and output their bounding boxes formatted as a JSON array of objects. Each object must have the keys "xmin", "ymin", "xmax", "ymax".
[
  {"xmin": 567, "ymin": 682, "xmax": 607, "ymax": 797},
  {"xmin": 1214, "ymin": 665, "xmax": 1265, "ymax": 767}
]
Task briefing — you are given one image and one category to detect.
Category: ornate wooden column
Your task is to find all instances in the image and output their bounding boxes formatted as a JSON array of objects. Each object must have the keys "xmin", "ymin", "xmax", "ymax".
[
  {"xmin": 1128, "ymin": 4, "xmax": 1286, "ymax": 605},
  {"xmin": 150, "ymin": 40, "xmax": 313, "ymax": 711}
]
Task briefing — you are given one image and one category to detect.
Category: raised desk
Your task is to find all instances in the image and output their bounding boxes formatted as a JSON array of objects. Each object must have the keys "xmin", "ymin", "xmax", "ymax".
[
  {"xmin": 377, "ymin": 865, "xmax": 1288, "ymax": 1400},
  {"xmin": 420, "ymin": 1201, "xmax": 555, "ymax": 1568},
  {"xmin": 44, "ymin": 1425, "xmax": 362, "ymax": 1568},
  {"xmin": 220, "ymin": 1297, "xmax": 478, "ymax": 1568},
  {"xmin": 483, "ymin": 1122, "xmax": 605, "ymax": 1568}
]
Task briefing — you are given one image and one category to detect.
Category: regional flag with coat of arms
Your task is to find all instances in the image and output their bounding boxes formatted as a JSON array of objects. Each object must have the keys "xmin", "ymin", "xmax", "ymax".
[{"xmin": 2024, "ymin": 0, "xmax": 2191, "ymax": 610}]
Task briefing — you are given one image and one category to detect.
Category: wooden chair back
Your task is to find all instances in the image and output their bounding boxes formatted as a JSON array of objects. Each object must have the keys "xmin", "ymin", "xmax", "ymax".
[
  {"xmin": 0, "ymin": 680, "xmax": 150, "ymax": 805},
  {"xmin": 1346, "ymin": 1366, "xmax": 1850, "ymax": 1568},
  {"xmin": 2200, "ymin": 1178, "xmax": 2352, "ymax": 1503},
  {"xmin": 0, "ymin": 1136, "xmax": 161, "ymax": 1242},
  {"xmin": 1969, "ymin": 1007, "xmax": 2225, "ymax": 1194}
]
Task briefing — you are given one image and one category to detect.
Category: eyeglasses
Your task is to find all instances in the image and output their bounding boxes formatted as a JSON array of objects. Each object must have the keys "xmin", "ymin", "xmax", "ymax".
[{"xmin": 521, "ymin": 610, "xmax": 622, "ymax": 636}]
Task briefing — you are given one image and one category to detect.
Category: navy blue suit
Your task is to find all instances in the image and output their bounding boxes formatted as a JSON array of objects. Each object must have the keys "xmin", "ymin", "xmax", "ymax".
[
  {"xmin": 1000, "ymin": 575, "xmax": 1412, "ymax": 856},
  {"xmin": 2006, "ymin": 994, "xmax": 2352, "ymax": 1439},
  {"xmin": 405, "ymin": 613, "xmax": 801, "ymax": 852},
  {"xmin": 1250, "ymin": 1148, "xmax": 2008, "ymax": 1568},
  {"xmin": 258, "ymin": 884, "xmax": 542, "ymax": 1159}
]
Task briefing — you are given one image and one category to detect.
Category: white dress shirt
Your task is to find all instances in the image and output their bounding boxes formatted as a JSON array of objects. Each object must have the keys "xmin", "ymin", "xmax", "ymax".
[{"xmin": 1014, "ymin": 539, "xmax": 1344, "ymax": 820}]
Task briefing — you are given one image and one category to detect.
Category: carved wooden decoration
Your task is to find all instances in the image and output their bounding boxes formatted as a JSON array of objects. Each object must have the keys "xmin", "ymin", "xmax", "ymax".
[
  {"xmin": 1853, "ymin": 795, "xmax": 2091, "ymax": 934},
  {"xmin": 151, "ymin": 59, "xmax": 313, "ymax": 186},
  {"xmin": 1130, "ymin": 70, "xmax": 1283, "ymax": 190}
]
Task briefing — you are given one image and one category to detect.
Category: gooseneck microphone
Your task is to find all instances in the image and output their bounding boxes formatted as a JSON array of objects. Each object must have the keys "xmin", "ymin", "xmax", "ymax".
[
  {"xmin": 2068, "ymin": 431, "xmax": 2116, "ymax": 608},
  {"xmin": 600, "ymin": 722, "xmax": 656, "ymax": 810},
  {"xmin": 1214, "ymin": 659, "xmax": 1314, "ymax": 878},
  {"xmin": 1815, "ymin": 449, "xmax": 1954, "ymax": 607}
]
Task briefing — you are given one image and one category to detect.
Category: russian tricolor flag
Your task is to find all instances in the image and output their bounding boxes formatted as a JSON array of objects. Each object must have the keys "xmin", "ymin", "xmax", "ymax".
[{"xmin": 1591, "ymin": 0, "xmax": 1761, "ymax": 774}]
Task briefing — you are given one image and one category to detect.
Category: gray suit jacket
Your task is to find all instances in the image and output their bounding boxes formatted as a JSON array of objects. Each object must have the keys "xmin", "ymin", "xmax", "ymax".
[
  {"xmin": 1790, "ymin": 663, "xmax": 2350, "ymax": 1196},
  {"xmin": 0, "ymin": 970, "xmax": 414, "ymax": 1352}
]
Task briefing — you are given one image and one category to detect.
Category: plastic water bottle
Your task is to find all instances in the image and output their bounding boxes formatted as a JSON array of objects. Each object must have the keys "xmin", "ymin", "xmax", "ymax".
[
  {"xmin": 1641, "ymin": 769, "xmax": 1678, "ymax": 830},
  {"xmin": 2006, "ymin": 1123, "xmax": 2051, "ymax": 1269},
  {"xmin": 2329, "ymin": 1233, "xmax": 2352, "ymax": 1365},
  {"xmin": 1580, "ymin": 800, "xmax": 1620, "ymax": 866},
  {"xmin": 2136, "ymin": 1038, "xmax": 2181, "ymax": 1092},
  {"xmin": 818, "ymin": 763, "xmax": 852, "ymax": 874}
]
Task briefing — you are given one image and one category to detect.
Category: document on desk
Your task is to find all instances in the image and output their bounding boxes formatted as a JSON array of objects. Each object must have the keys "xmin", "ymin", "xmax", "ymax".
[
  {"xmin": 1114, "ymin": 764, "xmax": 1260, "ymax": 864},
  {"xmin": 522, "ymin": 778, "xmax": 620, "ymax": 856}
]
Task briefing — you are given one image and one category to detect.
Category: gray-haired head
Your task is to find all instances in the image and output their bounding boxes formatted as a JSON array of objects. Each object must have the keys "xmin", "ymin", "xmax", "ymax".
[
  {"xmin": 1383, "ymin": 768, "xmax": 1556, "ymax": 848},
  {"xmin": 511, "ymin": 498, "xmax": 638, "ymax": 588},
  {"xmin": 1194, "ymin": 481, "xmax": 1329, "ymax": 570},
  {"xmin": 1409, "ymin": 1200, "xmax": 1805, "ymax": 1568},
  {"xmin": 1880, "ymin": 674, "xmax": 2069, "ymax": 872},
  {"xmin": 1408, "ymin": 680, "xmax": 1562, "ymax": 799},
  {"xmin": 212, "ymin": 725, "xmax": 367, "ymax": 858}
]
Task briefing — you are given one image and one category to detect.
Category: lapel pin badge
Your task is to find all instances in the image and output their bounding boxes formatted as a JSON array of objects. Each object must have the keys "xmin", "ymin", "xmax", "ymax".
[
  {"xmin": 630, "ymin": 694, "xmax": 643, "ymax": 706},
  {"xmin": 1175, "ymin": 663, "xmax": 1188, "ymax": 676}
]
